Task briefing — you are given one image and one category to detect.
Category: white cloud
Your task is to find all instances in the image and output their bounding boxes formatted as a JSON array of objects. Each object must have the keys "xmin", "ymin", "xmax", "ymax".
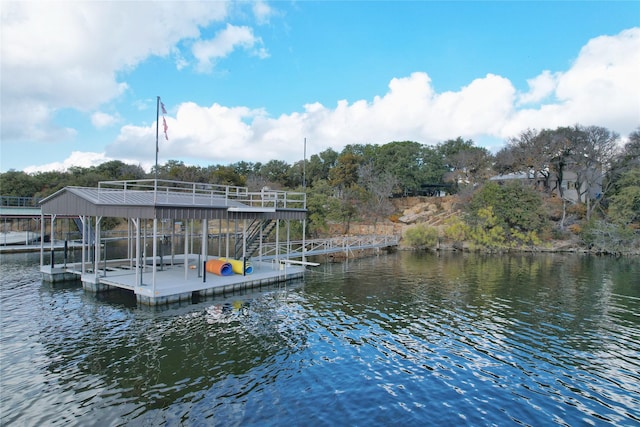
[
  {"xmin": 18, "ymin": 24, "xmax": 640, "ymax": 173},
  {"xmin": 1, "ymin": 1, "xmax": 229, "ymax": 141},
  {"xmin": 105, "ymin": 72, "xmax": 515, "ymax": 164},
  {"xmin": 192, "ymin": 24, "xmax": 268, "ymax": 73},
  {"xmin": 252, "ymin": 1, "xmax": 273, "ymax": 25},
  {"xmin": 507, "ymin": 27, "xmax": 640, "ymax": 136},
  {"xmin": 23, "ymin": 151, "xmax": 110, "ymax": 173},
  {"xmin": 91, "ymin": 112, "xmax": 120, "ymax": 129},
  {"xmin": 518, "ymin": 70, "xmax": 558, "ymax": 105},
  {"xmin": 104, "ymin": 23, "xmax": 639, "ymax": 168}
]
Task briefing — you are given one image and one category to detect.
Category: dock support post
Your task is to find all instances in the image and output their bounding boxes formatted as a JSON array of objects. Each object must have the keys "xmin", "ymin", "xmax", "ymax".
[
  {"xmin": 184, "ymin": 221, "xmax": 188, "ymax": 280},
  {"xmin": 40, "ymin": 213, "xmax": 45, "ymax": 268},
  {"xmin": 286, "ymin": 219, "xmax": 290, "ymax": 260},
  {"xmin": 225, "ymin": 215, "xmax": 230, "ymax": 259},
  {"xmin": 275, "ymin": 219, "xmax": 280, "ymax": 259},
  {"xmin": 133, "ymin": 218, "xmax": 142, "ymax": 288},
  {"xmin": 50, "ymin": 214, "xmax": 56, "ymax": 267},
  {"xmin": 94, "ymin": 216, "xmax": 102, "ymax": 281},
  {"xmin": 80, "ymin": 216, "xmax": 86, "ymax": 275},
  {"xmin": 152, "ymin": 218, "xmax": 157, "ymax": 294},
  {"xmin": 302, "ymin": 218, "xmax": 306, "ymax": 263}
]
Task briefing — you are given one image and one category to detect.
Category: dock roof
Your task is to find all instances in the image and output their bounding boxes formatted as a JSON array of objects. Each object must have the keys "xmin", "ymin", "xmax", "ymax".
[{"xmin": 40, "ymin": 179, "xmax": 306, "ymax": 221}]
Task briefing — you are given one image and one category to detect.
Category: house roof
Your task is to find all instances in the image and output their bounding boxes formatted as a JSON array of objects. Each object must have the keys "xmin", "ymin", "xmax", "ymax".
[{"xmin": 489, "ymin": 172, "xmax": 533, "ymax": 181}]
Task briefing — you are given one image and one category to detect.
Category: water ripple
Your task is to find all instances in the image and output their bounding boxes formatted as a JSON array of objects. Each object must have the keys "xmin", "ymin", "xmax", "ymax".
[{"xmin": 1, "ymin": 252, "xmax": 639, "ymax": 426}]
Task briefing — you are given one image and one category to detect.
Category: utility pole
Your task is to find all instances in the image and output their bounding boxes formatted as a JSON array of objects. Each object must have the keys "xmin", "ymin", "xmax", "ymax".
[{"xmin": 303, "ymin": 137, "xmax": 307, "ymax": 189}]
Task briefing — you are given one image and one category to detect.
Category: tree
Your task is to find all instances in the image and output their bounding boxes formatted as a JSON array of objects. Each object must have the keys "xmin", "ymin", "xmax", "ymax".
[
  {"xmin": 329, "ymin": 151, "xmax": 362, "ymax": 196},
  {"xmin": 306, "ymin": 148, "xmax": 338, "ymax": 187},
  {"xmin": 374, "ymin": 141, "xmax": 425, "ymax": 196},
  {"xmin": 494, "ymin": 128, "xmax": 550, "ymax": 186},
  {"xmin": 206, "ymin": 165, "xmax": 246, "ymax": 187},
  {"xmin": 608, "ymin": 168, "xmax": 640, "ymax": 225},
  {"xmin": 570, "ymin": 125, "xmax": 620, "ymax": 219},
  {"xmin": 357, "ymin": 162, "xmax": 398, "ymax": 230},
  {"xmin": 438, "ymin": 137, "xmax": 494, "ymax": 187},
  {"xmin": 257, "ymin": 160, "xmax": 291, "ymax": 189},
  {"xmin": 304, "ymin": 179, "xmax": 339, "ymax": 237},
  {"xmin": 606, "ymin": 128, "xmax": 640, "ymax": 201},
  {"xmin": 466, "ymin": 181, "xmax": 549, "ymax": 248},
  {"xmin": 419, "ymin": 146, "xmax": 448, "ymax": 193},
  {"xmin": 403, "ymin": 224, "xmax": 439, "ymax": 249},
  {"xmin": 447, "ymin": 147, "xmax": 493, "ymax": 185},
  {"xmin": 0, "ymin": 170, "xmax": 40, "ymax": 197},
  {"xmin": 496, "ymin": 125, "xmax": 622, "ymax": 222}
]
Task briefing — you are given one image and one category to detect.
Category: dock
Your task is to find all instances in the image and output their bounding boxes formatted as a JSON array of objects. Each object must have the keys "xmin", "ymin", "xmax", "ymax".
[
  {"xmin": 41, "ymin": 256, "xmax": 305, "ymax": 305},
  {"xmin": 37, "ymin": 179, "xmax": 309, "ymax": 305}
]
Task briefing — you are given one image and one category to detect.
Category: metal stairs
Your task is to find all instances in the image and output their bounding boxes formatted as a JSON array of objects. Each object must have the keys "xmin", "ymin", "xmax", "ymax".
[{"xmin": 234, "ymin": 219, "xmax": 277, "ymax": 259}]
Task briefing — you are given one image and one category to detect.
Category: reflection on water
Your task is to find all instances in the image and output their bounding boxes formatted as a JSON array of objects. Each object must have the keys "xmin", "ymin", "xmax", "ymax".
[{"xmin": 1, "ymin": 251, "xmax": 639, "ymax": 426}]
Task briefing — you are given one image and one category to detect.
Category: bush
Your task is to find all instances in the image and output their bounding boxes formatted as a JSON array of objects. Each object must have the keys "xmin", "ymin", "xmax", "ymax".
[
  {"xmin": 580, "ymin": 219, "xmax": 639, "ymax": 254},
  {"xmin": 468, "ymin": 181, "xmax": 549, "ymax": 234},
  {"xmin": 566, "ymin": 203, "xmax": 586, "ymax": 220},
  {"xmin": 466, "ymin": 206, "xmax": 507, "ymax": 250},
  {"xmin": 403, "ymin": 223, "xmax": 439, "ymax": 249},
  {"xmin": 443, "ymin": 216, "xmax": 468, "ymax": 242}
]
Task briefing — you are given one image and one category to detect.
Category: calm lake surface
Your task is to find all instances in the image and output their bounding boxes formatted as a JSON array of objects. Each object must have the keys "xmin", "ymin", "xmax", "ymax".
[{"xmin": 1, "ymin": 251, "xmax": 639, "ymax": 426}]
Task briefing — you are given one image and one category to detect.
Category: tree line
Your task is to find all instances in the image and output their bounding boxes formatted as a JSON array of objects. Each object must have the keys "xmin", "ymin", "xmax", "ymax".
[{"xmin": 1, "ymin": 124, "xmax": 639, "ymax": 249}]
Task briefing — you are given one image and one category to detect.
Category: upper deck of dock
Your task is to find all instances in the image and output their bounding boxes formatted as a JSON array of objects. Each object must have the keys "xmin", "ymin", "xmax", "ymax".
[{"xmin": 39, "ymin": 179, "xmax": 307, "ymax": 221}]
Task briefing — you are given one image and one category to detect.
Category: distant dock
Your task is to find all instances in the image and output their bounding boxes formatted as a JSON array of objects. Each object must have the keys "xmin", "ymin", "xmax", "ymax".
[{"xmin": 1, "ymin": 240, "xmax": 84, "ymax": 254}]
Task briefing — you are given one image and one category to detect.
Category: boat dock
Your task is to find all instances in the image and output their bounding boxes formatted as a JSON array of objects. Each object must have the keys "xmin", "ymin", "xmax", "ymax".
[{"xmin": 37, "ymin": 179, "xmax": 309, "ymax": 305}]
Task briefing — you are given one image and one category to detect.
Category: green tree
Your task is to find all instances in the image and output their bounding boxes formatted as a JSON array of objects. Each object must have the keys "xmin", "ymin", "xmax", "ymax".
[
  {"xmin": 305, "ymin": 179, "xmax": 340, "ymax": 237},
  {"xmin": 606, "ymin": 129, "xmax": 640, "ymax": 203},
  {"xmin": 257, "ymin": 160, "xmax": 291, "ymax": 189},
  {"xmin": 329, "ymin": 151, "xmax": 362, "ymax": 196},
  {"xmin": 374, "ymin": 141, "xmax": 426, "ymax": 196},
  {"xmin": 608, "ymin": 168, "xmax": 640, "ymax": 225},
  {"xmin": 467, "ymin": 181, "xmax": 549, "ymax": 247},
  {"xmin": 420, "ymin": 145, "xmax": 448, "ymax": 192},
  {"xmin": 306, "ymin": 148, "xmax": 338, "ymax": 187},
  {"xmin": 580, "ymin": 219, "xmax": 638, "ymax": 254},
  {"xmin": 439, "ymin": 137, "xmax": 494, "ymax": 187},
  {"xmin": 206, "ymin": 165, "xmax": 246, "ymax": 187},
  {"xmin": 0, "ymin": 170, "xmax": 40, "ymax": 197}
]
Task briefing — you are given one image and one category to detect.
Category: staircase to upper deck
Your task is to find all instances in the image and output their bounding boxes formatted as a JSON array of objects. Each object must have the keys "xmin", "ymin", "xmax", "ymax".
[{"xmin": 234, "ymin": 218, "xmax": 277, "ymax": 259}]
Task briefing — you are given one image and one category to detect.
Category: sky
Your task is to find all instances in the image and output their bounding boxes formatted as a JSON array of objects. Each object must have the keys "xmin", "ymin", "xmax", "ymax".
[{"xmin": 1, "ymin": 1, "xmax": 639, "ymax": 174}]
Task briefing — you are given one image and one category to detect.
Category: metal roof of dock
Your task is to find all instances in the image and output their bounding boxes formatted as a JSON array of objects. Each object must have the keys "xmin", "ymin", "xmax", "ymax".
[{"xmin": 39, "ymin": 179, "xmax": 306, "ymax": 220}]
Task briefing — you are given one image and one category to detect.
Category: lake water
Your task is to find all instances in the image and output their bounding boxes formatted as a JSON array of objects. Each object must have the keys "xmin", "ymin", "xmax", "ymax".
[{"xmin": 1, "ymin": 251, "xmax": 639, "ymax": 426}]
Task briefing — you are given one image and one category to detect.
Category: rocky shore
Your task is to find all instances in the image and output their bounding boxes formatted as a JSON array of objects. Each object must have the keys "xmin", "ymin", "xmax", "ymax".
[{"xmin": 326, "ymin": 196, "xmax": 640, "ymax": 256}]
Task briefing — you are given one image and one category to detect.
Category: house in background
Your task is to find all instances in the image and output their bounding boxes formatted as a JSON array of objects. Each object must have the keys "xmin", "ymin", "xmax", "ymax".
[{"xmin": 489, "ymin": 166, "xmax": 602, "ymax": 204}]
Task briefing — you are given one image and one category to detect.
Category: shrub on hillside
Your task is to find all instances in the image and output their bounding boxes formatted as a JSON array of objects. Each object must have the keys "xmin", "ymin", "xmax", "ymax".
[
  {"xmin": 580, "ymin": 219, "xmax": 639, "ymax": 254},
  {"xmin": 403, "ymin": 223, "xmax": 439, "ymax": 249}
]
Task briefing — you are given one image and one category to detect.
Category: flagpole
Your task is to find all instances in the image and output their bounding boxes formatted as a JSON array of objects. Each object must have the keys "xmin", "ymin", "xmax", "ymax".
[{"xmin": 155, "ymin": 96, "xmax": 160, "ymax": 183}]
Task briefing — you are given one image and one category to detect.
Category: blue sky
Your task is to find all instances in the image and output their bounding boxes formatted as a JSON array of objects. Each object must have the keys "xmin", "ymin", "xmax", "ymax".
[{"xmin": 1, "ymin": 1, "xmax": 639, "ymax": 174}]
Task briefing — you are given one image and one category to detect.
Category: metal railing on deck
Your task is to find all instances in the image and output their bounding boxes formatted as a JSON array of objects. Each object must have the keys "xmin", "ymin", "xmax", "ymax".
[
  {"xmin": 1, "ymin": 196, "xmax": 42, "ymax": 207},
  {"xmin": 258, "ymin": 235, "xmax": 399, "ymax": 259},
  {"xmin": 97, "ymin": 179, "xmax": 306, "ymax": 209}
]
